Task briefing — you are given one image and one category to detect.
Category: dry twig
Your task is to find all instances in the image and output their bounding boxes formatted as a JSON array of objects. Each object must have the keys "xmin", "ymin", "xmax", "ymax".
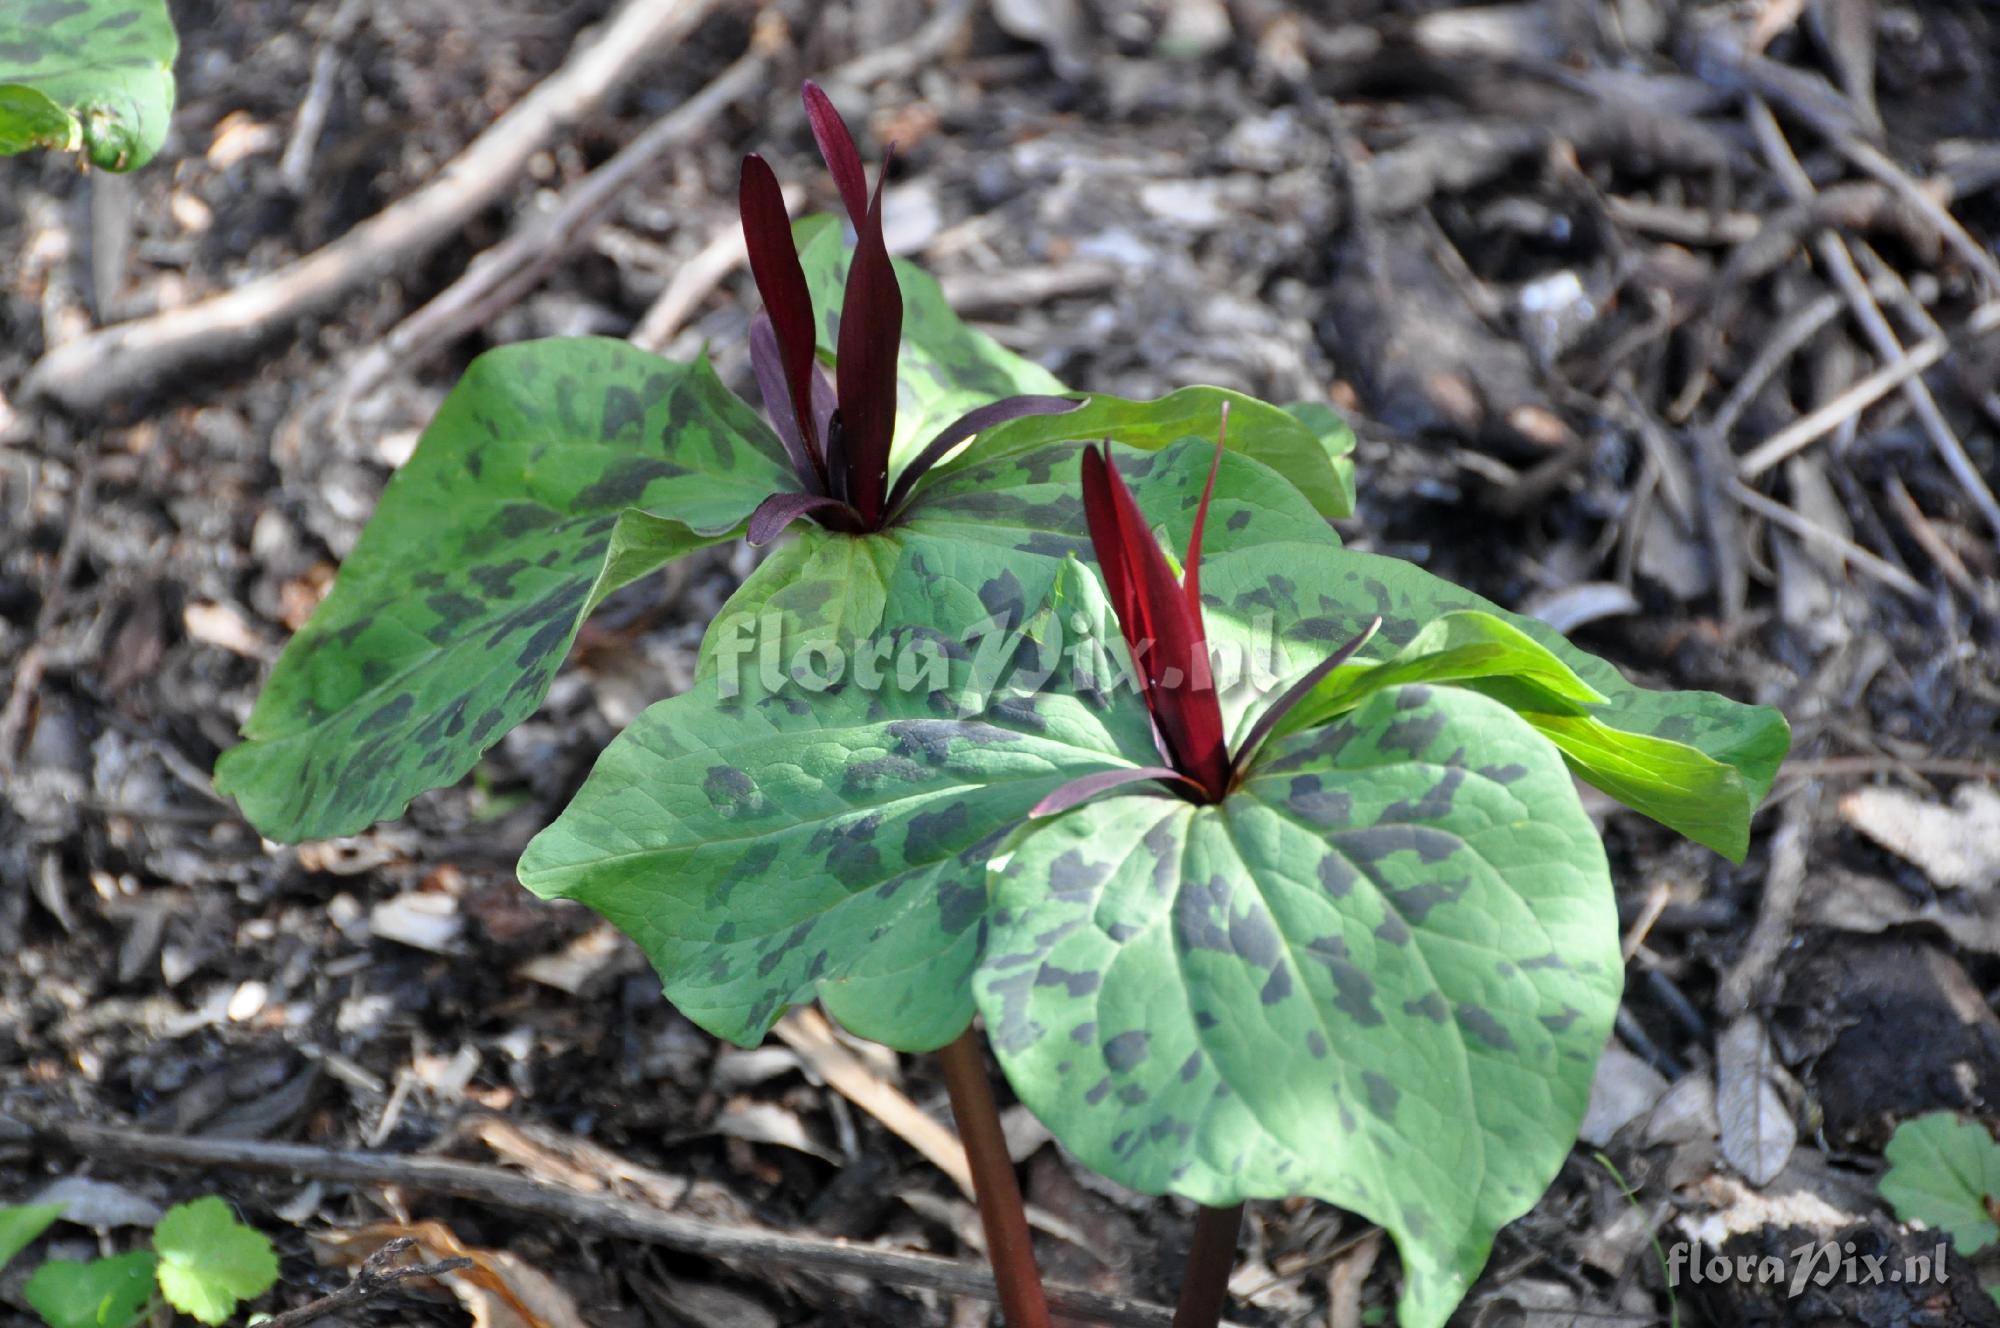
[
  {"xmin": 256, "ymin": 1238, "xmax": 470, "ymax": 1328},
  {"xmin": 340, "ymin": 42, "xmax": 767, "ymax": 402},
  {"xmin": 24, "ymin": 0, "xmax": 721, "ymax": 413},
  {"xmin": 1, "ymin": 1111, "xmax": 1200, "ymax": 1328},
  {"xmin": 1748, "ymin": 100, "xmax": 2000, "ymax": 541}
]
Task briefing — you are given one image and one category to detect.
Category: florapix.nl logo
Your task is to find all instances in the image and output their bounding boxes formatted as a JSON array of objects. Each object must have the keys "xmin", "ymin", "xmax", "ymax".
[{"xmin": 1667, "ymin": 1239, "xmax": 1951, "ymax": 1297}]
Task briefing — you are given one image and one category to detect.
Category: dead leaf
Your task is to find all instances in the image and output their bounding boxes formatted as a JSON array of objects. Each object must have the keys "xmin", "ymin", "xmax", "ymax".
[
  {"xmin": 1715, "ymin": 1016, "xmax": 1796, "ymax": 1186},
  {"xmin": 1578, "ymin": 1042, "xmax": 1670, "ymax": 1147},
  {"xmin": 1803, "ymin": 865, "xmax": 2000, "ymax": 954},
  {"xmin": 1838, "ymin": 782, "xmax": 2000, "ymax": 889},
  {"xmin": 315, "ymin": 1220, "xmax": 586, "ymax": 1328}
]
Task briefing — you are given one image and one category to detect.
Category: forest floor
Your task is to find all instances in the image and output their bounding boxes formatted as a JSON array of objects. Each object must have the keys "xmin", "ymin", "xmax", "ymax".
[{"xmin": 3, "ymin": 0, "xmax": 2000, "ymax": 1324}]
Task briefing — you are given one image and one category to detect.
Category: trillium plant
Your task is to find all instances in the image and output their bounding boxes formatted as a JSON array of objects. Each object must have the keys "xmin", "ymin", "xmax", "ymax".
[{"xmin": 217, "ymin": 85, "xmax": 1790, "ymax": 1327}]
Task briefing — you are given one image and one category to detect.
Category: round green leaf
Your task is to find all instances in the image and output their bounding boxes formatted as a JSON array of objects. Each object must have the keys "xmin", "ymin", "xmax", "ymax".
[
  {"xmin": 976, "ymin": 684, "xmax": 1622, "ymax": 1328},
  {"xmin": 25, "ymin": 1251, "xmax": 157, "ymax": 1328},
  {"xmin": 1880, "ymin": 1113, "xmax": 2000, "ymax": 1255},
  {"xmin": 151, "ymin": 1196, "xmax": 279, "ymax": 1325}
]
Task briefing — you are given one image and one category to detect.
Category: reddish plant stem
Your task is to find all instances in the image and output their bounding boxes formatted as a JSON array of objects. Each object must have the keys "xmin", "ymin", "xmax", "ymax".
[
  {"xmin": 938, "ymin": 1030, "xmax": 1053, "ymax": 1328},
  {"xmin": 1171, "ymin": 1203, "xmax": 1244, "ymax": 1328}
]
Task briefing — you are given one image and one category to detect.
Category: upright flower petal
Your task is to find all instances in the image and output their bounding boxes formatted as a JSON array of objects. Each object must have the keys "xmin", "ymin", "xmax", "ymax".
[
  {"xmin": 835, "ymin": 159, "xmax": 903, "ymax": 526},
  {"xmin": 802, "ymin": 81, "xmax": 870, "ymax": 223},
  {"xmin": 1080, "ymin": 442, "xmax": 1231, "ymax": 800},
  {"xmin": 740, "ymin": 154, "xmax": 825, "ymax": 488},
  {"xmin": 1182, "ymin": 404, "xmax": 1228, "ymax": 622}
]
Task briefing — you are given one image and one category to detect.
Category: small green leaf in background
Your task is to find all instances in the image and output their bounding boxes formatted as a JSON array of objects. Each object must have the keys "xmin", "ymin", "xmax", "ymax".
[
  {"xmin": 215, "ymin": 340, "xmax": 794, "ymax": 843},
  {"xmin": 0, "ymin": 0, "xmax": 177, "ymax": 169},
  {"xmin": 1880, "ymin": 1113, "xmax": 2000, "ymax": 1255},
  {"xmin": 24, "ymin": 1251, "xmax": 157, "ymax": 1328},
  {"xmin": 0, "ymin": 1202, "xmax": 66, "ymax": 1273},
  {"xmin": 151, "ymin": 1196, "xmax": 278, "ymax": 1325}
]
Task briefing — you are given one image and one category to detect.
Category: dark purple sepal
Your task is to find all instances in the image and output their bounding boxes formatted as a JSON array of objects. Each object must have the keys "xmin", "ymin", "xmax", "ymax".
[
  {"xmin": 747, "ymin": 491, "xmax": 860, "ymax": 545},
  {"xmin": 885, "ymin": 394, "xmax": 1085, "ymax": 516},
  {"xmin": 749, "ymin": 315, "xmax": 820, "ymax": 491},
  {"xmin": 1031, "ymin": 766, "xmax": 1203, "ymax": 818},
  {"xmin": 1229, "ymin": 617, "xmax": 1383, "ymax": 781}
]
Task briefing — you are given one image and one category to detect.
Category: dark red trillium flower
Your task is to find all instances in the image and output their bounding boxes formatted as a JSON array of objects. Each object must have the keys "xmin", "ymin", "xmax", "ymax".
[
  {"xmin": 740, "ymin": 83, "xmax": 1076, "ymax": 543},
  {"xmin": 1036, "ymin": 407, "xmax": 1381, "ymax": 813}
]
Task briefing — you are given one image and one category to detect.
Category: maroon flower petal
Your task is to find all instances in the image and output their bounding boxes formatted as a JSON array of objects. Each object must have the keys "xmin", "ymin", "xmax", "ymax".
[
  {"xmin": 802, "ymin": 81, "xmax": 870, "ymax": 223},
  {"xmin": 1182, "ymin": 403, "xmax": 1228, "ymax": 620},
  {"xmin": 885, "ymin": 394, "xmax": 1082, "ymax": 515},
  {"xmin": 740, "ymin": 154, "xmax": 825, "ymax": 486},
  {"xmin": 835, "ymin": 156, "xmax": 903, "ymax": 526},
  {"xmin": 1080, "ymin": 442, "xmax": 1231, "ymax": 800}
]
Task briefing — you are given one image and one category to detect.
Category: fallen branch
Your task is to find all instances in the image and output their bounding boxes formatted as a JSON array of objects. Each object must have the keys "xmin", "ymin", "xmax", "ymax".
[
  {"xmin": 23, "ymin": 0, "xmax": 720, "ymax": 414},
  {"xmin": 3, "ymin": 1111, "xmax": 1200, "ymax": 1328},
  {"xmin": 339, "ymin": 40, "xmax": 769, "ymax": 402}
]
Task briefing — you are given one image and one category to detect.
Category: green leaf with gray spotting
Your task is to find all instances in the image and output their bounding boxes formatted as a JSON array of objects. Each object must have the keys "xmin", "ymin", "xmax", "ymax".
[
  {"xmin": 794, "ymin": 220, "xmax": 1353, "ymax": 520},
  {"xmin": 521, "ymin": 558, "xmax": 1158, "ymax": 1052},
  {"xmin": 795, "ymin": 213, "xmax": 1066, "ymax": 466},
  {"xmin": 1262, "ymin": 610, "xmax": 1774, "ymax": 858},
  {"xmin": 1188, "ymin": 509, "xmax": 1789, "ymax": 859},
  {"xmin": 1282, "ymin": 399, "xmax": 1357, "ymax": 519},
  {"xmin": 216, "ymin": 339, "xmax": 793, "ymax": 842},
  {"xmin": 699, "ymin": 434, "xmax": 1341, "ymax": 684},
  {"xmin": 939, "ymin": 386, "xmax": 1356, "ymax": 521},
  {"xmin": 0, "ymin": 0, "xmax": 176, "ymax": 169},
  {"xmin": 1880, "ymin": 1112, "xmax": 2000, "ymax": 1256},
  {"xmin": 976, "ymin": 683, "xmax": 1621, "ymax": 1328}
]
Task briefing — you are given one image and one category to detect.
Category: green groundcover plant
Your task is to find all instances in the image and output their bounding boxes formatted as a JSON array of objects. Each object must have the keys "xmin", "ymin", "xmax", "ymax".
[
  {"xmin": 0, "ymin": 1196, "xmax": 278, "ymax": 1327},
  {"xmin": 217, "ymin": 86, "xmax": 1788, "ymax": 1327},
  {"xmin": 1880, "ymin": 1112, "xmax": 2000, "ymax": 1305},
  {"xmin": 0, "ymin": 0, "xmax": 177, "ymax": 170}
]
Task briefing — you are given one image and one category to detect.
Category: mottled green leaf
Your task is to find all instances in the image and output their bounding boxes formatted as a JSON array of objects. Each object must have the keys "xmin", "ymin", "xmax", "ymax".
[
  {"xmin": 700, "ymin": 435, "xmax": 1338, "ymax": 684},
  {"xmin": 0, "ymin": 0, "xmax": 176, "ymax": 169},
  {"xmin": 1880, "ymin": 1113, "xmax": 2000, "ymax": 1256},
  {"xmin": 25, "ymin": 1251, "xmax": 156, "ymax": 1328},
  {"xmin": 1189, "ymin": 494, "xmax": 1788, "ymax": 858},
  {"xmin": 1282, "ymin": 399, "xmax": 1357, "ymax": 519},
  {"xmin": 216, "ymin": 339, "xmax": 793, "ymax": 841},
  {"xmin": 938, "ymin": 386, "xmax": 1356, "ymax": 521},
  {"xmin": 977, "ymin": 684, "xmax": 1621, "ymax": 1328},
  {"xmin": 795, "ymin": 214, "xmax": 1065, "ymax": 465},
  {"xmin": 522, "ymin": 558, "xmax": 1155, "ymax": 1051},
  {"xmin": 1265, "ymin": 610, "xmax": 1767, "ymax": 858},
  {"xmin": 150, "ymin": 1197, "xmax": 277, "ymax": 1325},
  {"xmin": 0, "ymin": 1202, "xmax": 65, "ymax": 1274}
]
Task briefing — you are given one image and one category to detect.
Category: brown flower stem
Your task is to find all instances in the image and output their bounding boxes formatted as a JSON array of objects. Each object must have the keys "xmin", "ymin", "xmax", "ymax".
[
  {"xmin": 938, "ymin": 1030, "xmax": 1053, "ymax": 1328},
  {"xmin": 1171, "ymin": 1203, "xmax": 1244, "ymax": 1328}
]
